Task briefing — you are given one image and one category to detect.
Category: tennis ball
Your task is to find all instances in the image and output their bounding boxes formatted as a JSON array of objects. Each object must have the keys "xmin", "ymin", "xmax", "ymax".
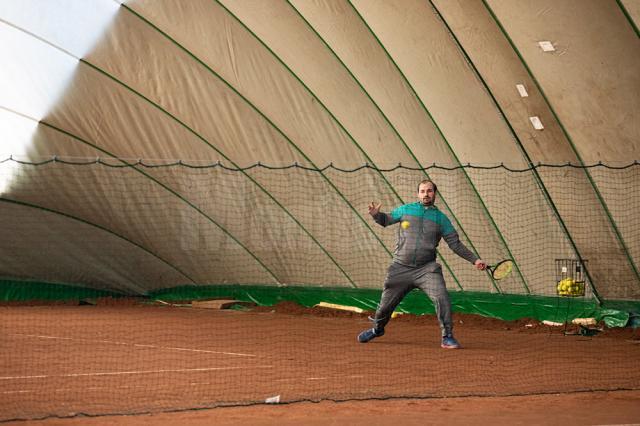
[{"xmin": 401, "ymin": 220, "xmax": 410, "ymax": 229}]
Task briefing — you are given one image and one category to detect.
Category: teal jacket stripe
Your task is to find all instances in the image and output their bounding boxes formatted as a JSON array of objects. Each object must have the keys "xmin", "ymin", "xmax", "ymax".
[{"xmin": 391, "ymin": 202, "xmax": 455, "ymax": 236}]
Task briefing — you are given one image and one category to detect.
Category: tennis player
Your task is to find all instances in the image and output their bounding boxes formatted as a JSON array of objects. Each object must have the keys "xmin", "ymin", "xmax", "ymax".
[{"xmin": 358, "ymin": 180, "xmax": 486, "ymax": 349}]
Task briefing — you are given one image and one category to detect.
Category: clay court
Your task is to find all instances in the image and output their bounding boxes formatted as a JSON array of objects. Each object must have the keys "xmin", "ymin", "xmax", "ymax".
[{"xmin": 2, "ymin": 301, "xmax": 639, "ymax": 424}]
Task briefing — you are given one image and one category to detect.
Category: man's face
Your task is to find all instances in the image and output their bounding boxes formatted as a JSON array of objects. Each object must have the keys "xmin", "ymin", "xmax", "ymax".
[{"xmin": 417, "ymin": 182, "xmax": 436, "ymax": 206}]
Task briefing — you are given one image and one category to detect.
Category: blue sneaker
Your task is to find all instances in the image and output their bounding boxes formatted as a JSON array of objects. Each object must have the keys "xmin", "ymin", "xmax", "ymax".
[
  {"xmin": 441, "ymin": 334, "xmax": 461, "ymax": 349},
  {"xmin": 357, "ymin": 328, "xmax": 384, "ymax": 343}
]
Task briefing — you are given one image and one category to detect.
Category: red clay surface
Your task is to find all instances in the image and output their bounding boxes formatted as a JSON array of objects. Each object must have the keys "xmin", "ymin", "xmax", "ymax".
[
  {"xmin": 1, "ymin": 299, "xmax": 639, "ymax": 424},
  {"xmin": 10, "ymin": 391, "xmax": 640, "ymax": 426}
]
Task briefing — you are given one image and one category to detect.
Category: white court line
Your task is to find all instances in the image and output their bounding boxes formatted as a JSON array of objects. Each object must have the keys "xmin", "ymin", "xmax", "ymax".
[
  {"xmin": 2, "ymin": 380, "xmax": 222, "ymax": 395},
  {"xmin": 272, "ymin": 375, "xmax": 366, "ymax": 383},
  {"xmin": 4, "ymin": 382, "xmax": 202, "ymax": 394},
  {"xmin": 11, "ymin": 333, "xmax": 255, "ymax": 357},
  {"xmin": 1, "ymin": 365, "xmax": 273, "ymax": 381}
]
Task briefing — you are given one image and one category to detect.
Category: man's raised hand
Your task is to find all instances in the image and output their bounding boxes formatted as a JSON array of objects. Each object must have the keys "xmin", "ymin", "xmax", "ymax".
[{"xmin": 368, "ymin": 201, "xmax": 381, "ymax": 217}]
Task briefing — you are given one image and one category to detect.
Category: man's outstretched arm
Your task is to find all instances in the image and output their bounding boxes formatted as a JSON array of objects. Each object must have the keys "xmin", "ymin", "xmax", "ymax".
[{"xmin": 443, "ymin": 232, "xmax": 486, "ymax": 270}]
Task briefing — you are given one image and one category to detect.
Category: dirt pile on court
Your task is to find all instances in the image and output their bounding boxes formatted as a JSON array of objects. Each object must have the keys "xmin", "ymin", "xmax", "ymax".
[{"xmin": 251, "ymin": 301, "xmax": 639, "ymax": 340}]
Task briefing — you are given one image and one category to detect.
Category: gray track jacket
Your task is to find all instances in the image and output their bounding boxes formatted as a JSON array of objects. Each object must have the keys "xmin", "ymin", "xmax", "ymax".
[{"xmin": 373, "ymin": 202, "xmax": 478, "ymax": 268}]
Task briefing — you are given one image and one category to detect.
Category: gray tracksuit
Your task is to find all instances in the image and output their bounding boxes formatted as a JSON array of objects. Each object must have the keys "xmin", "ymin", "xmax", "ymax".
[{"xmin": 372, "ymin": 202, "xmax": 478, "ymax": 337}]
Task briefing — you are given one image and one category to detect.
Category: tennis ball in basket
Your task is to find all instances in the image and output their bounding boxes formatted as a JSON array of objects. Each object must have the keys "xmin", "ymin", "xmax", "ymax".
[
  {"xmin": 560, "ymin": 278, "xmax": 574, "ymax": 291},
  {"xmin": 401, "ymin": 221, "xmax": 410, "ymax": 229}
]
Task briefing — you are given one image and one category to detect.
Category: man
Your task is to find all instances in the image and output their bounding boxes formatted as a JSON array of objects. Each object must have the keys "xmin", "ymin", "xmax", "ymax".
[{"xmin": 358, "ymin": 180, "xmax": 486, "ymax": 349}]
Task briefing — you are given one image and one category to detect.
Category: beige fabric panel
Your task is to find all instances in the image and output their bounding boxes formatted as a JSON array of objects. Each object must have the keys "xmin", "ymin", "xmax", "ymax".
[
  {"xmin": 21, "ymin": 127, "xmax": 357, "ymax": 288},
  {"xmin": 287, "ymin": 0, "xmax": 453, "ymax": 166},
  {"xmin": 83, "ymin": 8, "xmax": 301, "ymax": 166},
  {"xmin": 0, "ymin": 199, "xmax": 187, "ymax": 295},
  {"xmin": 145, "ymin": 166, "xmax": 353, "ymax": 287},
  {"xmin": 621, "ymin": 0, "xmax": 640, "ymax": 28},
  {"xmin": 431, "ymin": 0, "xmax": 578, "ymax": 164},
  {"xmin": 589, "ymin": 166, "xmax": 640, "ymax": 299},
  {"xmin": 2, "ymin": 137, "xmax": 280, "ymax": 287},
  {"xmin": 428, "ymin": 0, "xmax": 583, "ymax": 293},
  {"xmin": 246, "ymin": 167, "xmax": 394, "ymax": 288},
  {"xmin": 464, "ymin": 168, "xmax": 576, "ymax": 296},
  {"xmin": 537, "ymin": 167, "xmax": 640, "ymax": 300},
  {"xmin": 484, "ymin": 0, "xmax": 640, "ymax": 297},
  {"xmin": 485, "ymin": 0, "xmax": 640, "ymax": 162},
  {"xmin": 44, "ymin": 66, "xmax": 221, "ymax": 162},
  {"xmin": 222, "ymin": 0, "xmax": 427, "ymax": 169},
  {"xmin": 351, "ymin": 0, "xmax": 526, "ymax": 166},
  {"xmin": 10, "ymin": 115, "xmax": 102, "ymax": 160},
  {"xmin": 535, "ymin": 171, "xmax": 639, "ymax": 299},
  {"xmin": 127, "ymin": 0, "xmax": 367, "ymax": 169}
]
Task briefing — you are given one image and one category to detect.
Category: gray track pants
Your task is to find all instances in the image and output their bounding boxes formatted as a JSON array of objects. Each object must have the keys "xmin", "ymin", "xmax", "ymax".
[{"xmin": 373, "ymin": 261, "xmax": 453, "ymax": 337}]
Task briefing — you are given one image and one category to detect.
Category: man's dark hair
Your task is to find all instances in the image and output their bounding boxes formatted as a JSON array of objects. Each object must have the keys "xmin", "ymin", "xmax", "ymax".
[{"xmin": 417, "ymin": 179, "xmax": 437, "ymax": 193}]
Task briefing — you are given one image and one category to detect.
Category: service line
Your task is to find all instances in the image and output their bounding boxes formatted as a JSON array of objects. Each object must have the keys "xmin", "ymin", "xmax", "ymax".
[{"xmin": 11, "ymin": 333, "xmax": 256, "ymax": 357}]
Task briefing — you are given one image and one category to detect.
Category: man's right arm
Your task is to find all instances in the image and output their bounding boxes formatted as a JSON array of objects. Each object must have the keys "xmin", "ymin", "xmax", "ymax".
[
  {"xmin": 369, "ymin": 203, "xmax": 401, "ymax": 227},
  {"xmin": 372, "ymin": 211, "xmax": 397, "ymax": 227}
]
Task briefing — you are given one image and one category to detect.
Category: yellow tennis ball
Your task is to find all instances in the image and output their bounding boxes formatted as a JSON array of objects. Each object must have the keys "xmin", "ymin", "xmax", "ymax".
[{"xmin": 401, "ymin": 221, "xmax": 410, "ymax": 229}]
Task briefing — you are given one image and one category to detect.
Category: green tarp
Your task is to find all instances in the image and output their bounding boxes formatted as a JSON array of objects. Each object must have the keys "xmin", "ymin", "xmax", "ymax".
[{"xmin": 2, "ymin": 280, "xmax": 635, "ymax": 328}]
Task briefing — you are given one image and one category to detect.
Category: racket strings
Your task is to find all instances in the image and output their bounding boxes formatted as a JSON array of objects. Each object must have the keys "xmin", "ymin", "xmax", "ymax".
[{"xmin": 491, "ymin": 260, "xmax": 513, "ymax": 280}]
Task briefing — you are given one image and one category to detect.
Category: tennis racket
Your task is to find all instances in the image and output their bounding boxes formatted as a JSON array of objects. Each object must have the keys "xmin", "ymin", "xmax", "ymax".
[{"xmin": 487, "ymin": 259, "xmax": 513, "ymax": 280}]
